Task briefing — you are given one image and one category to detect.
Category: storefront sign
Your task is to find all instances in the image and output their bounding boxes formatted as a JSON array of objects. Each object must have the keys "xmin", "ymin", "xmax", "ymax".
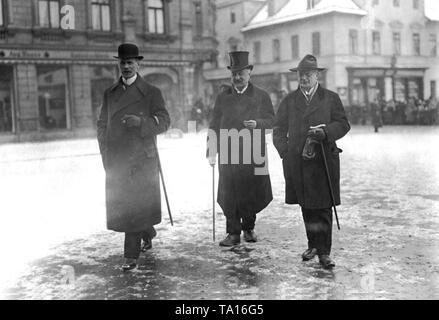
[{"xmin": 0, "ymin": 49, "xmax": 114, "ymax": 61}]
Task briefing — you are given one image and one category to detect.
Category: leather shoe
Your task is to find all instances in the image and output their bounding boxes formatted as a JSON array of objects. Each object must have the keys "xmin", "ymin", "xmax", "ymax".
[
  {"xmin": 243, "ymin": 230, "xmax": 257, "ymax": 242},
  {"xmin": 141, "ymin": 237, "xmax": 152, "ymax": 252},
  {"xmin": 122, "ymin": 258, "xmax": 137, "ymax": 271},
  {"xmin": 302, "ymin": 248, "xmax": 318, "ymax": 261},
  {"xmin": 319, "ymin": 255, "xmax": 335, "ymax": 269},
  {"xmin": 219, "ymin": 234, "xmax": 240, "ymax": 247}
]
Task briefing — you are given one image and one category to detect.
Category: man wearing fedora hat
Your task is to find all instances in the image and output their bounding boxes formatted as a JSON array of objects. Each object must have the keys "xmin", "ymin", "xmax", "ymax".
[
  {"xmin": 208, "ymin": 51, "xmax": 274, "ymax": 246},
  {"xmin": 273, "ymin": 54, "xmax": 350, "ymax": 269},
  {"xmin": 97, "ymin": 43, "xmax": 170, "ymax": 271}
]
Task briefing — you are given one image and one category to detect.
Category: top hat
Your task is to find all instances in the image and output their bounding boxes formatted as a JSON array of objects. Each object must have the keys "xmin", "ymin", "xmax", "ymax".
[
  {"xmin": 114, "ymin": 43, "xmax": 144, "ymax": 60},
  {"xmin": 289, "ymin": 54, "xmax": 326, "ymax": 72},
  {"xmin": 227, "ymin": 51, "xmax": 253, "ymax": 72}
]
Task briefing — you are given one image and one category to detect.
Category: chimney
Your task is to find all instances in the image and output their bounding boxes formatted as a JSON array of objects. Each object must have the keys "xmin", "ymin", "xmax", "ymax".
[{"xmin": 267, "ymin": 0, "xmax": 289, "ymax": 16}]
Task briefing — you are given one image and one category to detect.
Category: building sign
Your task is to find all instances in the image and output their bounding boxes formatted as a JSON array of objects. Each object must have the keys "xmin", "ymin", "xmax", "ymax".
[{"xmin": 0, "ymin": 49, "xmax": 114, "ymax": 61}]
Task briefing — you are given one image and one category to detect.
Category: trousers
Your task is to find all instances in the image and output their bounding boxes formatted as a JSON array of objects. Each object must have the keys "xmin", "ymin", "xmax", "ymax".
[
  {"xmin": 301, "ymin": 207, "xmax": 333, "ymax": 255},
  {"xmin": 124, "ymin": 226, "xmax": 156, "ymax": 259},
  {"xmin": 225, "ymin": 209, "xmax": 256, "ymax": 235}
]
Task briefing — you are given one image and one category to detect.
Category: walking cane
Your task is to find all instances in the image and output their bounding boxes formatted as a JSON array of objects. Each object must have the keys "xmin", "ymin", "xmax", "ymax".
[
  {"xmin": 153, "ymin": 138, "xmax": 173, "ymax": 226},
  {"xmin": 319, "ymin": 142, "xmax": 340, "ymax": 230},
  {"xmin": 212, "ymin": 163, "xmax": 216, "ymax": 242}
]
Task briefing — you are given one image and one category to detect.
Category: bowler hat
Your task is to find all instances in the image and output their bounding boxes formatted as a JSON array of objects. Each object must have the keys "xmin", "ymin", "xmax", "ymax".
[
  {"xmin": 114, "ymin": 43, "xmax": 144, "ymax": 60},
  {"xmin": 227, "ymin": 51, "xmax": 253, "ymax": 72},
  {"xmin": 289, "ymin": 54, "xmax": 326, "ymax": 72}
]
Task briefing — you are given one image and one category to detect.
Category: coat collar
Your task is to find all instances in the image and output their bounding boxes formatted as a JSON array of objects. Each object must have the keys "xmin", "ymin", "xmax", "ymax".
[
  {"xmin": 292, "ymin": 84, "xmax": 326, "ymax": 118},
  {"xmin": 108, "ymin": 74, "xmax": 150, "ymax": 118}
]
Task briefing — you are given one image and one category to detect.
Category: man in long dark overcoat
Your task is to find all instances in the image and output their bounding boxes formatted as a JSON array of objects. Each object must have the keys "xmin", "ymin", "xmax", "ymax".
[
  {"xmin": 273, "ymin": 55, "xmax": 350, "ymax": 269},
  {"xmin": 208, "ymin": 51, "xmax": 274, "ymax": 246},
  {"xmin": 97, "ymin": 43, "xmax": 170, "ymax": 270}
]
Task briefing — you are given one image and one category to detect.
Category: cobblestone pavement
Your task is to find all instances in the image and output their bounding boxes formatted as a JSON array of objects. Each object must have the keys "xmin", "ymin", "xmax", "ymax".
[{"xmin": 1, "ymin": 125, "xmax": 439, "ymax": 299}]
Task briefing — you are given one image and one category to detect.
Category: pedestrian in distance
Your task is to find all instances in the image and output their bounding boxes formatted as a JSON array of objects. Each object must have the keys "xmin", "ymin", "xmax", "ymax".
[
  {"xmin": 207, "ymin": 51, "xmax": 275, "ymax": 247},
  {"xmin": 273, "ymin": 54, "xmax": 350, "ymax": 269},
  {"xmin": 97, "ymin": 43, "xmax": 170, "ymax": 271}
]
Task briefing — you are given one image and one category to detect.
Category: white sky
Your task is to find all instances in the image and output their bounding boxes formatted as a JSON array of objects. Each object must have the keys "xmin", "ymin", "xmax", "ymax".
[{"xmin": 425, "ymin": 0, "xmax": 439, "ymax": 20}]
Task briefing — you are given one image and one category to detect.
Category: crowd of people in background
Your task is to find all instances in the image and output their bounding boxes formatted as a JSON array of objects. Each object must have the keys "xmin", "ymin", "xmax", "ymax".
[
  {"xmin": 346, "ymin": 96, "xmax": 439, "ymax": 127},
  {"xmin": 190, "ymin": 93, "xmax": 439, "ymax": 132}
]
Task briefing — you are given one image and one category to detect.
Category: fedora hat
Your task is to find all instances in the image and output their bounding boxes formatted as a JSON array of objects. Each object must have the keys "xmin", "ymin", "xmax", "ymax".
[
  {"xmin": 227, "ymin": 51, "xmax": 253, "ymax": 72},
  {"xmin": 289, "ymin": 54, "xmax": 326, "ymax": 72},
  {"xmin": 114, "ymin": 43, "xmax": 144, "ymax": 60}
]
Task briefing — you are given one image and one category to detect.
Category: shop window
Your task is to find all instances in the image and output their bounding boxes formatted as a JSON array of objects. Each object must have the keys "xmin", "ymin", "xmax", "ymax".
[
  {"xmin": 372, "ymin": 31, "xmax": 381, "ymax": 55},
  {"xmin": 291, "ymin": 35, "xmax": 299, "ymax": 59},
  {"xmin": 0, "ymin": 65, "xmax": 13, "ymax": 133},
  {"xmin": 312, "ymin": 32, "xmax": 320, "ymax": 56},
  {"xmin": 393, "ymin": 32, "xmax": 401, "ymax": 55},
  {"xmin": 148, "ymin": 0, "xmax": 165, "ymax": 34},
  {"xmin": 90, "ymin": 66, "xmax": 117, "ymax": 128},
  {"xmin": 393, "ymin": 0, "xmax": 400, "ymax": 7},
  {"xmin": 253, "ymin": 41, "xmax": 261, "ymax": 64},
  {"xmin": 38, "ymin": 0, "xmax": 60, "ymax": 28},
  {"xmin": 349, "ymin": 29, "xmax": 358, "ymax": 55},
  {"xmin": 413, "ymin": 33, "xmax": 420, "ymax": 56},
  {"xmin": 431, "ymin": 81, "xmax": 437, "ymax": 99},
  {"xmin": 273, "ymin": 39, "xmax": 280, "ymax": 62},
  {"xmin": 37, "ymin": 66, "xmax": 68, "ymax": 130},
  {"xmin": 231, "ymin": 12, "xmax": 235, "ymax": 24},
  {"xmin": 92, "ymin": 0, "xmax": 111, "ymax": 31}
]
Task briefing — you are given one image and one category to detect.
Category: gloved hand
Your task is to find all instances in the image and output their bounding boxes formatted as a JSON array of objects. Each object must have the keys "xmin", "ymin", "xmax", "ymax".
[
  {"xmin": 307, "ymin": 127, "xmax": 326, "ymax": 141},
  {"xmin": 208, "ymin": 155, "xmax": 217, "ymax": 167},
  {"xmin": 302, "ymin": 136, "xmax": 319, "ymax": 160},
  {"xmin": 121, "ymin": 114, "xmax": 142, "ymax": 128},
  {"xmin": 243, "ymin": 120, "xmax": 257, "ymax": 129}
]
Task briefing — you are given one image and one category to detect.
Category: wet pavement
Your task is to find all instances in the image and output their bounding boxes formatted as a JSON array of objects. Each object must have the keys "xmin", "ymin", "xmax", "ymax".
[{"xmin": 1, "ymin": 125, "xmax": 439, "ymax": 300}]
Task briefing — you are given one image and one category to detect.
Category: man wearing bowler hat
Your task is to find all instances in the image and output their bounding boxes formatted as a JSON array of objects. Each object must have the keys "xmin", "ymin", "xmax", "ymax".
[
  {"xmin": 97, "ymin": 43, "xmax": 170, "ymax": 271},
  {"xmin": 273, "ymin": 54, "xmax": 350, "ymax": 269},
  {"xmin": 207, "ymin": 51, "xmax": 274, "ymax": 246}
]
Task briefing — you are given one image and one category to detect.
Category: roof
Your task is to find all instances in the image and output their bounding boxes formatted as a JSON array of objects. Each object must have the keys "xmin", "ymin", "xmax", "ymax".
[{"xmin": 242, "ymin": 0, "xmax": 368, "ymax": 32}]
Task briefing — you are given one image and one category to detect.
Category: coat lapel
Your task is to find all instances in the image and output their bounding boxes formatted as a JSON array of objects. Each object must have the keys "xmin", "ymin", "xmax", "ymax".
[{"xmin": 108, "ymin": 76, "xmax": 148, "ymax": 119}]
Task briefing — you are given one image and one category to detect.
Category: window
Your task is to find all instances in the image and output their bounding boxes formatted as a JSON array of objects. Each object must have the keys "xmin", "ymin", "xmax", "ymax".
[
  {"xmin": 393, "ymin": 32, "xmax": 401, "ymax": 55},
  {"xmin": 307, "ymin": 0, "xmax": 317, "ymax": 10},
  {"xmin": 430, "ymin": 34, "xmax": 437, "ymax": 57},
  {"xmin": 273, "ymin": 39, "xmax": 280, "ymax": 62},
  {"xmin": 373, "ymin": 0, "xmax": 379, "ymax": 5},
  {"xmin": 312, "ymin": 32, "xmax": 320, "ymax": 56},
  {"xmin": 431, "ymin": 81, "xmax": 437, "ymax": 98},
  {"xmin": 253, "ymin": 41, "xmax": 261, "ymax": 64},
  {"xmin": 92, "ymin": 0, "xmax": 111, "ymax": 31},
  {"xmin": 0, "ymin": 0, "xmax": 4, "ymax": 26},
  {"xmin": 413, "ymin": 0, "xmax": 419, "ymax": 9},
  {"xmin": 372, "ymin": 31, "xmax": 381, "ymax": 55},
  {"xmin": 231, "ymin": 12, "xmax": 235, "ymax": 24},
  {"xmin": 194, "ymin": 2, "xmax": 202, "ymax": 36},
  {"xmin": 291, "ymin": 35, "xmax": 299, "ymax": 59},
  {"xmin": 413, "ymin": 33, "xmax": 420, "ymax": 56},
  {"xmin": 148, "ymin": 0, "xmax": 165, "ymax": 34},
  {"xmin": 393, "ymin": 0, "xmax": 400, "ymax": 7},
  {"xmin": 349, "ymin": 29, "xmax": 358, "ymax": 55},
  {"xmin": 38, "ymin": 0, "xmax": 60, "ymax": 28}
]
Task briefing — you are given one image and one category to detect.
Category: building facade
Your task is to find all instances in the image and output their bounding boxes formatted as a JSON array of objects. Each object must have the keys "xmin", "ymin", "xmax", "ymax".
[
  {"xmin": 0, "ymin": 0, "xmax": 217, "ymax": 142},
  {"xmin": 205, "ymin": 0, "xmax": 439, "ymax": 111}
]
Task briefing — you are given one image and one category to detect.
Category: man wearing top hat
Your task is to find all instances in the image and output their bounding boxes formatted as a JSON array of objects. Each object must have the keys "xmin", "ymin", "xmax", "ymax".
[
  {"xmin": 97, "ymin": 43, "xmax": 170, "ymax": 271},
  {"xmin": 273, "ymin": 54, "xmax": 350, "ymax": 269},
  {"xmin": 207, "ymin": 51, "xmax": 275, "ymax": 246}
]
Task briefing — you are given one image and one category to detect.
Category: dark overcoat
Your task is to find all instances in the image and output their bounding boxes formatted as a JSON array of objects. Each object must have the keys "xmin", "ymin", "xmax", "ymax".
[
  {"xmin": 97, "ymin": 75, "xmax": 170, "ymax": 232},
  {"xmin": 209, "ymin": 83, "xmax": 274, "ymax": 217},
  {"xmin": 273, "ymin": 85, "xmax": 350, "ymax": 209}
]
